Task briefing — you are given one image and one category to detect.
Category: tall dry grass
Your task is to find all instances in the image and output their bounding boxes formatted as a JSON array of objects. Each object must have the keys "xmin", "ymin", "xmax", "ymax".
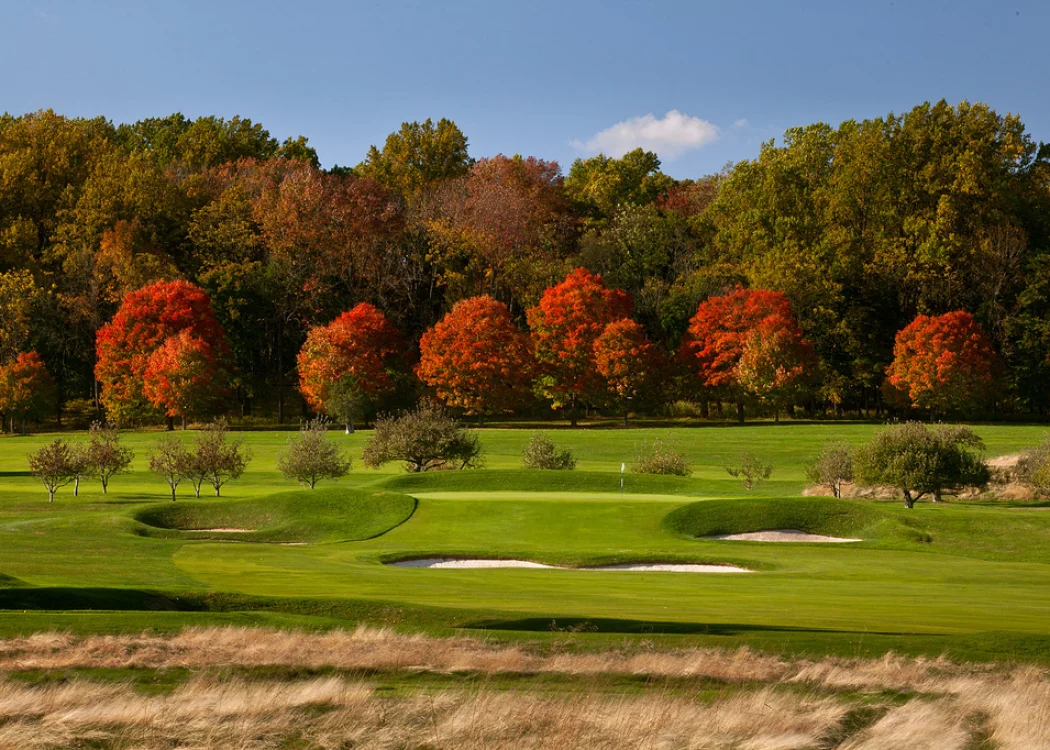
[{"xmin": 0, "ymin": 626, "xmax": 1045, "ymax": 748}]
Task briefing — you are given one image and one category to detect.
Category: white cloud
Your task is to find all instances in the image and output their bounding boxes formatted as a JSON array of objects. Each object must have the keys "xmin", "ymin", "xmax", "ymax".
[
  {"xmin": 734, "ymin": 118, "xmax": 749, "ymax": 128},
  {"xmin": 571, "ymin": 110, "xmax": 719, "ymax": 160}
]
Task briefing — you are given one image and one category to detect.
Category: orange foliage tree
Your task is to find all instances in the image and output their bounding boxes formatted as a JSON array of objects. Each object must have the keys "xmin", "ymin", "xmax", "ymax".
[
  {"xmin": 297, "ymin": 303, "xmax": 403, "ymax": 433},
  {"xmin": 0, "ymin": 352, "xmax": 56, "ymax": 434},
  {"xmin": 417, "ymin": 296, "xmax": 533, "ymax": 423},
  {"xmin": 679, "ymin": 288, "xmax": 813, "ymax": 422},
  {"xmin": 527, "ymin": 268, "xmax": 632, "ymax": 425},
  {"xmin": 593, "ymin": 318, "xmax": 666, "ymax": 427},
  {"xmin": 95, "ymin": 280, "xmax": 231, "ymax": 424},
  {"xmin": 885, "ymin": 311, "xmax": 1000, "ymax": 416},
  {"xmin": 736, "ymin": 321, "xmax": 817, "ymax": 421},
  {"xmin": 142, "ymin": 331, "xmax": 226, "ymax": 429}
]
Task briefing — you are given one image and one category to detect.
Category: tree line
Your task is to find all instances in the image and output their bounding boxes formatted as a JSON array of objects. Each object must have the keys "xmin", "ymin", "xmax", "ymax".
[{"xmin": 1, "ymin": 100, "xmax": 1048, "ymax": 424}]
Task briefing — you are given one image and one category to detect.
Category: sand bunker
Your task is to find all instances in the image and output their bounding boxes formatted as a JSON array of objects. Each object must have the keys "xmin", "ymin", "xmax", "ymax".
[
  {"xmin": 708, "ymin": 529, "xmax": 860, "ymax": 543},
  {"xmin": 388, "ymin": 558, "xmax": 751, "ymax": 572},
  {"xmin": 191, "ymin": 528, "xmax": 255, "ymax": 533}
]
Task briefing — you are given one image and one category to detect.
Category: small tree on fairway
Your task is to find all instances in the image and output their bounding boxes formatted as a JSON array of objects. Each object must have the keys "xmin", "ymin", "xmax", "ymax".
[
  {"xmin": 28, "ymin": 440, "xmax": 75, "ymax": 502},
  {"xmin": 148, "ymin": 435, "xmax": 191, "ymax": 501},
  {"xmin": 854, "ymin": 422, "xmax": 989, "ymax": 508},
  {"xmin": 521, "ymin": 432, "xmax": 576, "ymax": 470},
  {"xmin": 192, "ymin": 418, "xmax": 251, "ymax": 497},
  {"xmin": 277, "ymin": 418, "xmax": 352, "ymax": 489},
  {"xmin": 805, "ymin": 441, "xmax": 854, "ymax": 498},
  {"xmin": 87, "ymin": 421, "xmax": 134, "ymax": 494},
  {"xmin": 69, "ymin": 443, "xmax": 96, "ymax": 497},
  {"xmin": 726, "ymin": 452, "xmax": 773, "ymax": 491},
  {"xmin": 362, "ymin": 402, "xmax": 482, "ymax": 473}
]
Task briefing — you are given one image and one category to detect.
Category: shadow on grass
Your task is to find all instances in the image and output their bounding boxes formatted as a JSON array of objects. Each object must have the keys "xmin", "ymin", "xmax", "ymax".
[
  {"xmin": 0, "ymin": 471, "xmax": 32, "ymax": 478},
  {"xmin": 465, "ymin": 616, "xmax": 913, "ymax": 637}
]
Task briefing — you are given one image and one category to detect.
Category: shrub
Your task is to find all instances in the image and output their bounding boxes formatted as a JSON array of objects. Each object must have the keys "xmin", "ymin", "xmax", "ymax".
[
  {"xmin": 726, "ymin": 452, "xmax": 773, "ymax": 490},
  {"xmin": 69, "ymin": 443, "xmax": 95, "ymax": 497},
  {"xmin": 362, "ymin": 402, "xmax": 482, "ymax": 473},
  {"xmin": 854, "ymin": 422, "xmax": 989, "ymax": 508},
  {"xmin": 632, "ymin": 435, "xmax": 691, "ymax": 476},
  {"xmin": 278, "ymin": 418, "xmax": 352, "ymax": 489},
  {"xmin": 28, "ymin": 440, "xmax": 76, "ymax": 502},
  {"xmin": 521, "ymin": 432, "xmax": 576, "ymax": 470},
  {"xmin": 805, "ymin": 441, "xmax": 854, "ymax": 498},
  {"xmin": 1015, "ymin": 437, "xmax": 1050, "ymax": 497}
]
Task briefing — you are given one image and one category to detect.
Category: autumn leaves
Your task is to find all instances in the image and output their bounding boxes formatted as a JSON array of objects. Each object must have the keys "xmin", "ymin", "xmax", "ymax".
[{"xmin": 83, "ymin": 267, "xmax": 1003, "ymax": 429}]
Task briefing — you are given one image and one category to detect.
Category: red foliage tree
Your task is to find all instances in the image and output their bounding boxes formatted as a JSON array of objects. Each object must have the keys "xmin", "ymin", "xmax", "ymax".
[
  {"xmin": 885, "ymin": 311, "xmax": 1000, "ymax": 416},
  {"xmin": 593, "ymin": 319, "xmax": 666, "ymax": 427},
  {"xmin": 679, "ymin": 288, "xmax": 812, "ymax": 422},
  {"xmin": 142, "ymin": 331, "xmax": 226, "ymax": 429},
  {"xmin": 417, "ymin": 296, "xmax": 533, "ymax": 423},
  {"xmin": 297, "ymin": 303, "xmax": 403, "ymax": 433},
  {"xmin": 95, "ymin": 280, "xmax": 230, "ymax": 424},
  {"xmin": 527, "ymin": 268, "xmax": 632, "ymax": 425},
  {"xmin": 0, "ymin": 352, "xmax": 56, "ymax": 434}
]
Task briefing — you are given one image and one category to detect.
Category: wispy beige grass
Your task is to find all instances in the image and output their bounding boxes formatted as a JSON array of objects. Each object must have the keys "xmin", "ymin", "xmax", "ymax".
[{"xmin": 0, "ymin": 626, "xmax": 1045, "ymax": 748}]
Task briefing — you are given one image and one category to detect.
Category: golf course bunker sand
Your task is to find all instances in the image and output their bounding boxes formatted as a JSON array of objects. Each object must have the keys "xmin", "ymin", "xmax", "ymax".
[
  {"xmin": 709, "ymin": 529, "xmax": 861, "ymax": 543},
  {"xmin": 388, "ymin": 558, "xmax": 752, "ymax": 573}
]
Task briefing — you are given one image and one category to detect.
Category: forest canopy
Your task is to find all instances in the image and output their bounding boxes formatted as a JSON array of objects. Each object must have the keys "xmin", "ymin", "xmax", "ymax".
[{"xmin": 2, "ymin": 101, "xmax": 1049, "ymax": 424}]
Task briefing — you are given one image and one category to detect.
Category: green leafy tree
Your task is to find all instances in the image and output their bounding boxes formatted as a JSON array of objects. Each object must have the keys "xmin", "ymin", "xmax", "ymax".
[
  {"xmin": 362, "ymin": 402, "xmax": 482, "ymax": 473},
  {"xmin": 854, "ymin": 422, "xmax": 990, "ymax": 507},
  {"xmin": 86, "ymin": 421, "xmax": 134, "ymax": 494},
  {"xmin": 805, "ymin": 441, "xmax": 854, "ymax": 498},
  {"xmin": 357, "ymin": 118, "xmax": 471, "ymax": 199},
  {"xmin": 277, "ymin": 418, "xmax": 352, "ymax": 489},
  {"xmin": 148, "ymin": 434, "xmax": 191, "ymax": 502}
]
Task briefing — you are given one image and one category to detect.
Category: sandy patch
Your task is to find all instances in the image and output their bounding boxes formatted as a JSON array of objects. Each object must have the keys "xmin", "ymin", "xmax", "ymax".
[
  {"xmin": 191, "ymin": 528, "xmax": 255, "ymax": 533},
  {"xmin": 988, "ymin": 454, "xmax": 1021, "ymax": 470},
  {"xmin": 388, "ymin": 558, "xmax": 752, "ymax": 572},
  {"xmin": 391, "ymin": 558, "xmax": 555, "ymax": 569},
  {"xmin": 707, "ymin": 529, "xmax": 860, "ymax": 543}
]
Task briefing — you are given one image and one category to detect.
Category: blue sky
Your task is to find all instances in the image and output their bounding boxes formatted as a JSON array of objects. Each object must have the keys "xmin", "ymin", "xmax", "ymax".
[{"xmin": 3, "ymin": 1, "xmax": 1048, "ymax": 178}]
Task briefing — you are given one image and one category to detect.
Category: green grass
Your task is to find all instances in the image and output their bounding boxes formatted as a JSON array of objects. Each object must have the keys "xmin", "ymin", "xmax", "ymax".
[{"xmin": 0, "ymin": 421, "xmax": 1049, "ymax": 663}]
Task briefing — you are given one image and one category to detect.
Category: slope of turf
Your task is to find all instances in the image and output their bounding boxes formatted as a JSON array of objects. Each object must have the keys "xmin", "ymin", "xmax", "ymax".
[
  {"xmin": 134, "ymin": 487, "xmax": 416, "ymax": 543},
  {"xmin": 1, "ymin": 423, "xmax": 1050, "ymax": 663}
]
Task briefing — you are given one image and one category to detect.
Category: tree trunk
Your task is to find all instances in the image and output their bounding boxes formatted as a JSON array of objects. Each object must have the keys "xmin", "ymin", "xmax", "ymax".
[
  {"xmin": 774, "ymin": 408, "xmax": 780, "ymax": 423},
  {"xmin": 48, "ymin": 488, "xmax": 54, "ymax": 503},
  {"xmin": 700, "ymin": 399, "xmax": 710, "ymax": 419},
  {"xmin": 736, "ymin": 400, "xmax": 745, "ymax": 424},
  {"xmin": 933, "ymin": 489, "xmax": 942, "ymax": 503},
  {"xmin": 181, "ymin": 415, "xmax": 187, "ymax": 431},
  {"xmin": 903, "ymin": 490, "xmax": 915, "ymax": 509},
  {"xmin": 101, "ymin": 477, "xmax": 108, "ymax": 494},
  {"xmin": 74, "ymin": 476, "xmax": 80, "ymax": 497},
  {"xmin": 477, "ymin": 413, "xmax": 484, "ymax": 428},
  {"xmin": 623, "ymin": 407, "xmax": 629, "ymax": 429},
  {"xmin": 171, "ymin": 484, "xmax": 177, "ymax": 502},
  {"xmin": 166, "ymin": 416, "xmax": 174, "ymax": 432}
]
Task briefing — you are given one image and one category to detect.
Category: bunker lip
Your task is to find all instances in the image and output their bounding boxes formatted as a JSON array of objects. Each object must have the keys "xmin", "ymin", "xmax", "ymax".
[
  {"xmin": 387, "ymin": 558, "xmax": 753, "ymax": 573},
  {"xmin": 705, "ymin": 529, "xmax": 861, "ymax": 543}
]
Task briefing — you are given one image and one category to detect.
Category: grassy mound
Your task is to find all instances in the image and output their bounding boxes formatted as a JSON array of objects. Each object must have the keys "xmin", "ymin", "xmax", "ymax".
[
  {"xmin": 664, "ymin": 497, "xmax": 885, "ymax": 540},
  {"xmin": 381, "ymin": 469, "xmax": 697, "ymax": 496},
  {"xmin": 134, "ymin": 487, "xmax": 416, "ymax": 544}
]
